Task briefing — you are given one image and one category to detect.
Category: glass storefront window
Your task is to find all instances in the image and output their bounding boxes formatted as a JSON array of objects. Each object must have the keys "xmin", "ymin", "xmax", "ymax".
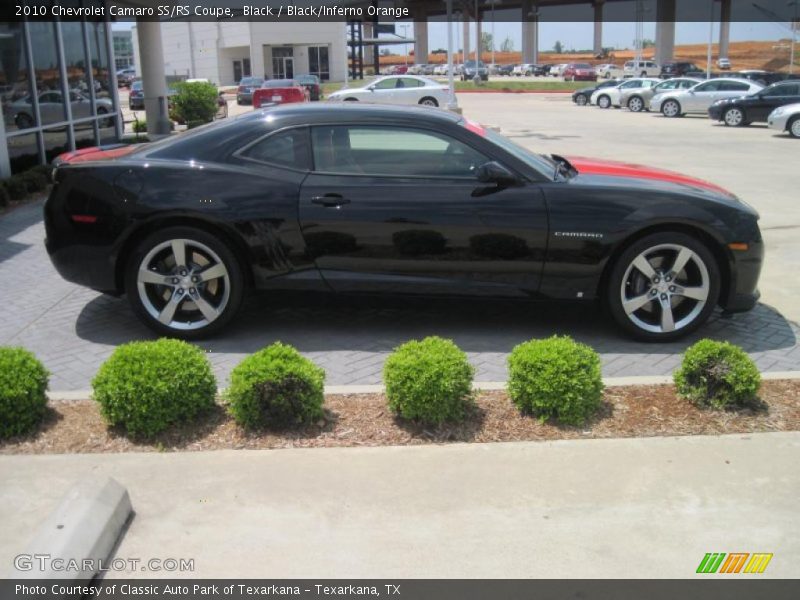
[
  {"xmin": 309, "ymin": 46, "xmax": 330, "ymax": 81},
  {"xmin": 87, "ymin": 22, "xmax": 112, "ymax": 101},
  {"xmin": 6, "ymin": 132, "xmax": 39, "ymax": 173},
  {"xmin": 0, "ymin": 23, "xmax": 32, "ymax": 133},
  {"xmin": 29, "ymin": 21, "xmax": 65, "ymax": 126}
]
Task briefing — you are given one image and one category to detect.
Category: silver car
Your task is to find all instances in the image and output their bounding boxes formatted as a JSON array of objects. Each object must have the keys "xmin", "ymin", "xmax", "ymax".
[
  {"xmin": 768, "ymin": 102, "xmax": 800, "ymax": 138},
  {"xmin": 619, "ymin": 77, "xmax": 701, "ymax": 112},
  {"xmin": 10, "ymin": 90, "xmax": 113, "ymax": 129},
  {"xmin": 650, "ymin": 78, "xmax": 764, "ymax": 117}
]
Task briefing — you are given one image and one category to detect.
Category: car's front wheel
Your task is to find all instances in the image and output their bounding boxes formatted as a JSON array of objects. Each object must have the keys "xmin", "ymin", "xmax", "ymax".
[
  {"xmin": 125, "ymin": 227, "xmax": 244, "ymax": 339},
  {"xmin": 723, "ymin": 107, "xmax": 746, "ymax": 127},
  {"xmin": 574, "ymin": 93, "xmax": 588, "ymax": 106},
  {"xmin": 418, "ymin": 96, "xmax": 438, "ymax": 107},
  {"xmin": 607, "ymin": 232, "xmax": 720, "ymax": 341},
  {"xmin": 597, "ymin": 94, "xmax": 611, "ymax": 109}
]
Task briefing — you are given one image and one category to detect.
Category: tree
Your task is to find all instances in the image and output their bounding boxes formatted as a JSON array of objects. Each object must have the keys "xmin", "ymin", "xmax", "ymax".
[
  {"xmin": 553, "ymin": 40, "xmax": 563, "ymax": 53},
  {"xmin": 500, "ymin": 36, "xmax": 514, "ymax": 52},
  {"xmin": 480, "ymin": 32, "xmax": 494, "ymax": 53}
]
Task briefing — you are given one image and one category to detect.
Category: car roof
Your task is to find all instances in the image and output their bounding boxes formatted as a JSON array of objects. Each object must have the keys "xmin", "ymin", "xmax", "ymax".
[{"xmin": 250, "ymin": 103, "xmax": 462, "ymax": 125}]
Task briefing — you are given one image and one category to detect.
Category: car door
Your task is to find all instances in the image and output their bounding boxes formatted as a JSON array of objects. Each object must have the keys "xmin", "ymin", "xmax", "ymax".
[
  {"xmin": 38, "ymin": 91, "xmax": 65, "ymax": 125},
  {"xmin": 751, "ymin": 83, "xmax": 800, "ymax": 121},
  {"xmin": 396, "ymin": 77, "xmax": 424, "ymax": 105},
  {"xmin": 684, "ymin": 80, "xmax": 722, "ymax": 112},
  {"xmin": 366, "ymin": 77, "xmax": 398, "ymax": 104},
  {"xmin": 717, "ymin": 80, "xmax": 752, "ymax": 105},
  {"xmin": 69, "ymin": 92, "xmax": 90, "ymax": 118},
  {"xmin": 298, "ymin": 124, "xmax": 548, "ymax": 297}
]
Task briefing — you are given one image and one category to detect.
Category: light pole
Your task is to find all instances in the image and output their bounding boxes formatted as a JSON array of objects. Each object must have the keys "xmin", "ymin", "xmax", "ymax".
[
  {"xmin": 491, "ymin": 0, "xmax": 496, "ymax": 67},
  {"xmin": 791, "ymin": 0, "xmax": 798, "ymax": 74},
  {"xmin": 707, "ymin": 0, "xmax": 715, "ymax": 79},
  {"xmin": 446, "ymin": 0, "xmax": 456, "ymax": 109},
  {"xmin": 398, "ymin": 24, "xmax": 410, "ymax": 66}
]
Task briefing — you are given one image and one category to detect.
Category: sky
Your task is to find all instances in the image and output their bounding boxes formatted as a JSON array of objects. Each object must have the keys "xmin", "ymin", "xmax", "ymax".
[{"xmin": 112, "ymin": 21, "xmax": 793, "ymax": 53}]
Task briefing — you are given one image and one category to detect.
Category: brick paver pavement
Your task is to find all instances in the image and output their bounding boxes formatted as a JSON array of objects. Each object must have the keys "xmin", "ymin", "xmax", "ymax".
[{"xmin": 2, "ymin": 200, "xmax": 798, "ymax": 390}]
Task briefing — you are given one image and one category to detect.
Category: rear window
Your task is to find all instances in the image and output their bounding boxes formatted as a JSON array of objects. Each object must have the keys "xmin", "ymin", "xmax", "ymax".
[{"xmin": 263, "ymin": 80, "xmax": 298, "ymax": 88}]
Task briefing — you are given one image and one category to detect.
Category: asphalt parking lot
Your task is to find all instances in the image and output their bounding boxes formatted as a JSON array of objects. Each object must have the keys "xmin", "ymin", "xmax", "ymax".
[{"xmin": 1, "ymin": 92, "xmax": 798, "ymax": 390}]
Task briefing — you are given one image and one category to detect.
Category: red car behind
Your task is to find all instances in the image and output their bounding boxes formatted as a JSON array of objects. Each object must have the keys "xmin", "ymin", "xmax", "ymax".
[
  {"xmin": 563, "ymin": 63, "xmax": 597, "ymax": 82},
  {"xmin": 252, "ymin": 79, "xmax": 308, "ymax": 107}
]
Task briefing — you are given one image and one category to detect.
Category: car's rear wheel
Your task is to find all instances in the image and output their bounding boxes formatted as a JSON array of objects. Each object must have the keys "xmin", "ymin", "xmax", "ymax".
[
  {"xmin": 597, "ymin": 94, "xmax": 611, "ymax": 109},
  {"xmin": 126, "ymin": 227, "xmax": 244, "ymax": 339},
  {"xmin": 788, "ymin": 116, "xmax": 800, "ymax": 138},
  {"xmin": 607, "ymin": 232, "xmax": 720, "ymax": 341},
  {"xmin": 344, "ymin": 97, "xmax": 358, "ymax": 102},
  {"xmin": 627, "ymin": 95, "xmax": 644, "ymax": 112},
  {"xmin": 723, "ymin": 107, "xmax": 746, "ymax": 127},
  {"xmin": 419, "ymin": 96, "xmax": 438, "ymax": 107},
  {"xmin": 15, "ymin": 113, "xmax": 34, "ymax": 129},
  {"xmin": 661, "ymin": 99, "xmax": 681, "ymax": 118},
  {"xmin": 574, "ymin": 93, "xmax": 588, "ymax": 106}
]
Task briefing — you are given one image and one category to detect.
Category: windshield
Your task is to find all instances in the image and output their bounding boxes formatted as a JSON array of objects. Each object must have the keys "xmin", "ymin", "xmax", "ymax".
[{"xmin": 467, "ymin": 123, "xmax": 557, "ymax": 177}]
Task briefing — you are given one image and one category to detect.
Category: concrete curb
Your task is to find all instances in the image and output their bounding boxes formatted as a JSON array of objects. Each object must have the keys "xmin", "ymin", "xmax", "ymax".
[
  {"xmin": 47, "ymin": 371, "xmax": 800, "ymax": 401},
  {"xmin": 11, "ymin": 477, "xmax": 132, "ymax": 583}
]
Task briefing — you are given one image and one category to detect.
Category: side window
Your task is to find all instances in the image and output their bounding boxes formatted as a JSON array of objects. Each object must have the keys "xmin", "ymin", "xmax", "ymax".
[
  {"xmin": 373, "ymin": 78, "xmax": 397, "ymax": 90},
  {"xmin": 656, "ymin": 81, "xmax": 675, "ymax": 91},
  {"xmin": 239, "ymin": 128, "xmax": 310, "ymax": 170},
  {"xmin": 40, "ymin": 92, "xmax": 61, "ymax": 103},
  {"xmin": 720, "ymin": 81, "xmax": 749, "ymax": 91},
  {"xmin": 679, "ymin": 80, "xmax": 695, "ymax": 89},
  {"xmin": 764, "ymin": 84, "xmax": 797, "ymax": 96},
  {"xmin": 621, "ymin": 80, "xmax": 641, "ymax": 89},
  {"xmin": 695, "ymin": 81, "xmax": 720, "ymax": 92},
  {"xmin": 311, "ymin": 126, "xmax": 489, "ymax": 178},
  {"xmin": 399, "ymin": 78, "xmax": 422, "ymax": 88}
]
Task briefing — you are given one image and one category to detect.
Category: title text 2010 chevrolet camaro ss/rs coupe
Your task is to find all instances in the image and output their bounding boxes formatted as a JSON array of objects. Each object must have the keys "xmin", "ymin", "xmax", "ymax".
[{"xmin": 45, "ymin": 104, "xmax": 763, "ymax": 342}]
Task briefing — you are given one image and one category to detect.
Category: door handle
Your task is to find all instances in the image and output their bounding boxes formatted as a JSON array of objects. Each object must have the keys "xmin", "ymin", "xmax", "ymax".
[{"xmin": 311, "ymin": 194, "xmax": 350, "ymax": 207}]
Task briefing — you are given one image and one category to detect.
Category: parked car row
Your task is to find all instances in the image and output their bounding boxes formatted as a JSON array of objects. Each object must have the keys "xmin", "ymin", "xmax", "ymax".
[{"xmin": 573, "ymin": 74, "xmax": 800, "ymax": 138}]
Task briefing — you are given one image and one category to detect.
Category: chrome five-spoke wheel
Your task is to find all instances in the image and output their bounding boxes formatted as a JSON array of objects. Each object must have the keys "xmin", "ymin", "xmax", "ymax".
[
  {"xmin": 608, "ymin": 233, "xmax": 720, "ymax": 341},
  {"xmin": 127, "ymin": 227, "xmax": 244, "ymax": 338}
]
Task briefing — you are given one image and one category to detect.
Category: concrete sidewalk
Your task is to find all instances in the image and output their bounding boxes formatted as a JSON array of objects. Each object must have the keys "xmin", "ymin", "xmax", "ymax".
[{"xmin": 1, "ymin": 433, "xmax": 798, "ymax": 578}]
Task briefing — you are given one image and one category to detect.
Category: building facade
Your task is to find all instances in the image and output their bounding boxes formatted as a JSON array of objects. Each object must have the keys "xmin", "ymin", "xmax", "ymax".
[
  {"xmin": 112, "ymin": 29, "xmax": 134, "ymax": 71},
  {"xmin": 0, "ymin": 19, "xmax": 121, "ymax": 177},
  {"xmin": 132, "ymin": 21, "xmax": 346, "ymax": 85}
]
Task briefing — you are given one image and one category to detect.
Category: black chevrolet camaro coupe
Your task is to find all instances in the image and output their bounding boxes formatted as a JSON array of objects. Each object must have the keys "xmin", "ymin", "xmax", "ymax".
[{"xmin": 45, "ymin": 104, "xmax": 763, "ymax": 341}]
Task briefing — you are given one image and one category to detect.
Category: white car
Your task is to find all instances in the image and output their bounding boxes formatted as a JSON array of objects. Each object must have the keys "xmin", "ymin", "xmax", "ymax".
[
  {"xmin": 768, "ymin": 102, "xmax": 800, "ymax": 138},
  {"xmin": 10, "ymin": 90, "xmax": 114, "ymax": 129},
  {"xmin": 326, "ymin": 75, "xmax": 450, "ymax": 108},
  {"xmin": 619, "ymin": 77, "xmax": 701, "ymax": 112},
  {"xmin": 590, "ymin": 78, "xmax": 660, "ymax": 109},
  {"xmin": 596, "ymin": 64, "xmax": 623, "ymax": 79},
  {"xmin": 549, "ymin": 64, "xmax": 569, "ymax": 77},
  {"xmin": 433, "ymin": 64, "xmax": 451, "ymax": 76},
  {"xmin": 650, "ymin": 78, "xmax": 764, "ymax": 117},
  {"xmin": 513, "ymin": 63, "xmax": 535, "ymax": 76},
  {"xmin": 623, "ymin": 60, "xmax": 660, "ymax": 77}
]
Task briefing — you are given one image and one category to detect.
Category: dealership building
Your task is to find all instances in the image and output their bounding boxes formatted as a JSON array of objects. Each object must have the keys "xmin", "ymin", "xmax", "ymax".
[{"xmin": 131, "ymin": 21, "xmax": 346, "ymax": 85}]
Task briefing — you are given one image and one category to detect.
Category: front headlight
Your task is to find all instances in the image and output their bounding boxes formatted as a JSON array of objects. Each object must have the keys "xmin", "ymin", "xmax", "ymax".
[{"xmin": 770, "ymin": 106, "xmax": 787, "ymax": 118}]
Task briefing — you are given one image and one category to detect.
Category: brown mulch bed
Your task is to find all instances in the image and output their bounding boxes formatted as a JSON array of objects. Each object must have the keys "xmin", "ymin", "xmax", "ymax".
[{"xmin": 2, "ymin": 380, "xmax": 799, "ymax": 454}]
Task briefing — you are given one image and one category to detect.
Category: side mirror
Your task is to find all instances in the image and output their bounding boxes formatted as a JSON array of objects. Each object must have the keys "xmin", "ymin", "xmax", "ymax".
[{"xmin": 475, "ymin": 161, "xmax": 517, "ymax": 186}]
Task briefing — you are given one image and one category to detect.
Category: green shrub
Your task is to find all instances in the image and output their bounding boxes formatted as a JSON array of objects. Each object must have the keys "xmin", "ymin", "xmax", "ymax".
[
  {"xmin": 28, "ymin": 164, "xmax": 52, "ymax": 179},
  {"xmin": 226, "ymin": 342, "xmax": 325, "ymax": 429},
  {"xmin": 0, "ymin": 184, "xmax": 9, "ymax": 208},
  {"xmin": 171, "ymin": 81, "xmax": 219, "ymax": 125},
  {"xmin": 507, "ymin": 336, "xmax": 603, "ymax": 425},
  {"xmin": 0, "ymin": 347, "xmax": 49, "ymax": 439},
  {"xmin": 3, "ymin": 176, "xmax": 28, "ymax": 201},
  {"xmin": 92, "ymin": 339, "xmax": 216, "ymax": 438},
  {"xmin": 674, "ymin": 339, "xmax": 760, "ymax": 409},
  {"xmin": 21, "ymin": 170, "xmax": 48, "ymax": 193},
  {"xmin": 132, "ymin": 119, "xmax": 147, "ymax": 133},
  {"xmin": 384, "ymin": 336, "xmax": 474, "ymax": 424}
]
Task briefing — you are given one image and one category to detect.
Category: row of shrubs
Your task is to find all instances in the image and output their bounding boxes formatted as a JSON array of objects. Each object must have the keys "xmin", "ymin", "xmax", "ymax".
[
  {"xmin": 0, "ymin": 165, "xmax": 51, "ymax": 208},
  {"xmin": 0, "ymin": 336, "xmax": 762, "ymax": 440}
]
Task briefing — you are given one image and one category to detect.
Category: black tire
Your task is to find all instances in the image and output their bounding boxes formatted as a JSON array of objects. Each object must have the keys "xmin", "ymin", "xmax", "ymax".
[
  {"xmin": 125, "ymin": 226, "xmax": 245, "ymax": 339},
  {"xmin": 597, "ymin": 94, "xmax": 611, "ymax": 109},
  {"xmin": 723, "ymin": 107, "xmax": 747, "ymax": 127},
  {"xmin": 627, "ymin": 95, "xmax": 644, "ymax": 112},
  {"xmin": 606, "ymin": 232, "xmax": 720, "ymax": 342},
  {"xmin": 574, "ymin": 93, "xmax": 588, "ymax": 106},
  {"xmin": 344, "ymin": 97, "xmax": 358, "ymax": 102},
  {"xmin": 15, "ymin": 113, "xmax": 34, "ymax": 129},
  {"xmin": 661, "ymin": 99, "xmax": 682, "ymax": 118},
  {"xmin": 788, "ymin": 116, "xmax": 800, "ymax": 138},
  {"xmin": 97, "ymin": 107, "xmax": 113, "ymax": 128},
  {"xmin": 418, "ymin": 96, "xmax": 439, "ymax": 107}
]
